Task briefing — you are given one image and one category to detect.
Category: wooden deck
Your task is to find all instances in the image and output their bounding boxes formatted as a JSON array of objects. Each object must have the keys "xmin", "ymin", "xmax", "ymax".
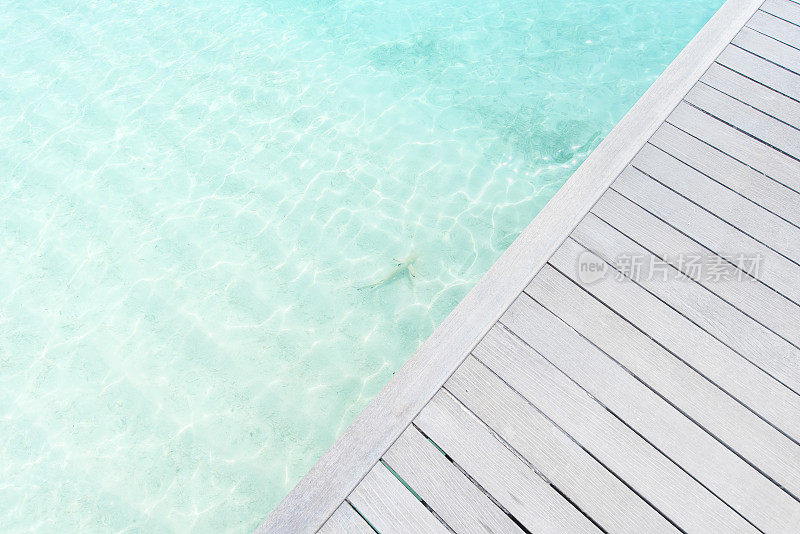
[{"xmin": 259, "ymin": 0, "xmax": 800, "ymax": 532}]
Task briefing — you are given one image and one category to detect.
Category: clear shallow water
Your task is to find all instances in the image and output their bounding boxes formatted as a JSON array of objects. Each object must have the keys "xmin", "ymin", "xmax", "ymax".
[{"xmin": 0, "ymin": 0, "xmax": 721, "ymax": 531}]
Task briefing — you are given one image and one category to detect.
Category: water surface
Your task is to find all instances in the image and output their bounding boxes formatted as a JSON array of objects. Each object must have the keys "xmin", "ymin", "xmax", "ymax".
[{"xmin": 0, "ymin": 0, "xmax": 722, "ymax": 531}]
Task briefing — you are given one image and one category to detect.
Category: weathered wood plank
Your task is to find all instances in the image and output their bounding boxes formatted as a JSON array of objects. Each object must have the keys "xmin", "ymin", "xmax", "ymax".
[
  {"xmin": 526, "ymin": 264, "xmax": 800, "ymax": 502},
  {"xmin": 702, "ymin": 62, "xmax": 800, "ymax": 130},
  {"xmin": 613, "ymin": 164, "xmax": 800, "ymax": 306},
  {"xmin": 573, "ymin": 200, "xmax": 800, "ymax": 395},
  {"xmin": 501, "ymin": 294, "xmax": 800, "ymax": 532},
  {"xmin": 667, "ymin": 102, "xmax": 800, "ymax": 193},
  {"xmin": 414, "ymin": 390, "xmax": 599, "ymax": 534},
  {"xmin": 445, "ymin": 355, "xmax": 678, "ymax": 534},
  {"xmin": 347, "ymin": 462, "xmax": 449, "ymax": 534},
  {"xmin": 258, "ymin": 2, "xmax": 787, "ymax": 531},
  {"xmin": 748, "ymin": 10, "xmax": 800, "ymax": 49},
  {"xmin": 649, "ymin": 122, "xmax": 800, "ymax": 227},
  {"xmin": 382, "ymin": 425, "xmax": 524, "ymax": 534},
  {"xmin": 632, "ymin": 142, "xmax": 800, "ymax": 263},
  {"xmin": 732, "ymin": 26, "xmax": 800, "ymax": 75},
  {"xmin": 592, "ymin": 188, "xmax": 800, "ymax": 349},
  {"xmin": 717, "ymin": 43, "xmax": 800, "ymax": 101},
  {"xmin": 317, "ymin": 504, "xmax": 374, "ymax": 534},
  {"xmin": 548, "ymin": 237, "xmax": 800, "ymax": 443},
  {"xmin": 761, "ymin": 0, "xmax": 800, "ymax": 25},
  {"xmin": 472, "ymin": 325, "xmax": 759, "ymax": 534},
  {"xmin": 685, "ymin": 82, "xmax": 800, "ymax": 160},
  {"xmin": 259, "ymin": 0, "xmax": 767, "ymax": 526}
]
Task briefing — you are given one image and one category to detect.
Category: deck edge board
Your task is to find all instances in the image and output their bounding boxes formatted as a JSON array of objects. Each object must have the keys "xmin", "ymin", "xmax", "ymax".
[{"xmin": 257, "ymin": 1, "xmax": 768, "ymax": 532}]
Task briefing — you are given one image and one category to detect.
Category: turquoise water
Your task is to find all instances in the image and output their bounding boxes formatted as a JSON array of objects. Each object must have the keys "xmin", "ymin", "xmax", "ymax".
[{"xmin": 0, "ymin": 0, "xmax": 721, "ymax": 531}]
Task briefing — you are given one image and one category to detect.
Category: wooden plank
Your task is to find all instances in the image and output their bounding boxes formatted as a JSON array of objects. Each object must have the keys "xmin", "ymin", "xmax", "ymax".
[
  {"xmin": 471, "ymin": 325, "xmax": 759, "ymax": 534},
  {"xmin": 717, "ymin": 43, "xmax": 800, "ymax": 101},
  {"xmin": 526, "ymin": 265, "xmax": 800, "ymax": 502},
  {"xmin": 684, "ymin": 82, "xmax": 800, "ymax": 160},
  {"xmin": 382, "ymin": 425, "xmax": 525, "ymax": 534},
  {"xmin": 572, "ymin": 202, "xmax": 800, "ymax": 395},
  {"xmin": 414, "ymin": 389, "xmax": 599, "ymax": 534},
  {"xmin": 667, "ymin": 101, "xmax": 800, "ymax": 193},
  {"xmin": 702, "ymin": 62, "xmax": 800, "ymax": 130},
  {"xmin": 445, "ymin": 356, "xmax": 678, "ymax": 534},
  {"xmin": 632, "ymin": 142, "xmax": 800, "ymax": 264},
  {"xmin": 649, "ymin": 122, "xmax": 800, "ymax": 227},
  {"xmin": 592, "ymin": 188, "xmax": 800, "ymax": 349},
  {"xmin": 761, "ymin": 0, "xmax": 800, "ymax": 24},
  {"xmin": 748, "ymin": 10, "xmax": 800, "ymax": 49},
  {"xmin": 501, "ymin": 294, "xmax": 800, "ymax": 532},
  {"xmin": 732, "ymin": 26, "xmax": 800, "ymax": 75},
  {"xmin": 347, "ymin": 462, "xmax": 449, "ymax": 534},
  {"xmin": 548, "ymin": 237, "xmax": 800, "ymax": 443},
  {"xmin": 612, "ymin": 164, "xmax": 800, "ymax": 306},
  {"xmin": 257, "ymin": 2, "xmax": 772, "ymax": 530},
  {"xmin": 318, "ymin": 504, "xmax": 374, "ymax": 534}
]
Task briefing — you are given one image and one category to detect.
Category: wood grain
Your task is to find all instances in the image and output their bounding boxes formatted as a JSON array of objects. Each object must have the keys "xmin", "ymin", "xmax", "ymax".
[{"xmin": 257, "ymin": 2, "xmax": 775, "ymax": 531}]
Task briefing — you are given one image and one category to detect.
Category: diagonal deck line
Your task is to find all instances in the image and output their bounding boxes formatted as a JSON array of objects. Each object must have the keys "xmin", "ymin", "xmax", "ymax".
[{"xmin": 257, "ymin": 1, "xmax": 769, "ymax": 532}]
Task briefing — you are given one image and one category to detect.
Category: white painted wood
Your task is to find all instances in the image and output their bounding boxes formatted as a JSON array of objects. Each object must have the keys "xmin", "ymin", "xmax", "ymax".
[
  {"xmin": 613, "ymin": 163, "xmax": 800, "ymax": 306},
  {"xmin": 257, "ymin": 1, "xmax": 767, "ymax": 531},
  {"xmin": 717, "ymin": 43, "xmax": 800, "ymax": 101},
  {"xmin": 501, "ymin": 293, "xmax": 800, "ymax": 533},
  {"xmin": 592, "ymin": 188, "xmax": 800, "ymax": 349},
  {"xmin": 347, "ymin": 462, "xmax": 449, "ymax": 534},
  {"xmin": 761, "ymin": 0, "xmax": 800, "ymax": 24},
  {"xmin": 633, "ymin": 142, "xmax": 800, "ymax": 263},
  {"xmin": 667, "ymin": 101, "xmax": 800, "ymax": 193},
  {"xmin": 526, "ymin": 265, "xmax": 800, "ymax": 502},
  {"xmin": 445, "ymin": 355, "xmax": 678, "ymax": 534},
  {"xmin": 382, "ymin": 425, "xmax": 524, "ymax": 534},
  {"xmin": 317, "ymin": 504, "xmax": 374, "ymax": 534},
  {"xmin": 258, "ymin": 0, "xmax": 776, "ymax": 533},
  {"xmin": 702, "ymin": 62, "xmax": 800, "ymax": 130},
  {"xmin": 472, "ymin": 325, "xmax": 759, "ymax": 534},
  {"xmin": 414, "ymin": 389, "xmax": 599, "ymax": 534},
  {"xmin": 685, "ymin": 82, "xmax": 800, "ymax": 160},
  {"xmin": 548, "ymin": 237, "xmax": 800, "ymax": 443},
  {"xmin": 649, "ymin": 122, "xmax": 800, "ymax": 227},
  {"xmin": 732, "ymin": 26, "xmax": 800, "ymax": 75},
  {"xmin": 748, "ymin": 10, "xmax": 800, "ymax": 48},
  {"xmin": 572, "ymin": 201, "xmax": 800, "ymax": 395}
]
